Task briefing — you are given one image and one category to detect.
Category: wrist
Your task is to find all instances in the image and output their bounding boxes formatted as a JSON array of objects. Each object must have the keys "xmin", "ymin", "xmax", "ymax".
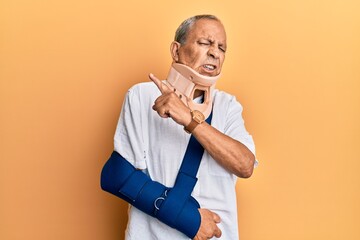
[
  {"xmin": 183, "ymin": 110, "xmax": 192, "ymax": 127},
  {"xmin": 184, "ymin": 110, "xmax": 205, "ymax": 134}
]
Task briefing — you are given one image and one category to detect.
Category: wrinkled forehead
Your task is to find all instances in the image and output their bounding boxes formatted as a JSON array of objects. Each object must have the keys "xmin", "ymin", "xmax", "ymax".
[{"xmin": 189, "ymin": 19, "xmax": 227, "ymax": 43}]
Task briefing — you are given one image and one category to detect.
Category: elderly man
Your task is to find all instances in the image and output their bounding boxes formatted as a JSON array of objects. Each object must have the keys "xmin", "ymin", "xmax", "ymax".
[{"xmin": 101, "ymin": 14, "xmax": 256, "ymax": 240}]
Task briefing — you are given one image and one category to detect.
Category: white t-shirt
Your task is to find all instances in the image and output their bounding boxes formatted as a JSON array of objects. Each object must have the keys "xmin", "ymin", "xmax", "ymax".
[{"xmin": 114, "ymin": 81, "xmax": 256, "ymax": 240}]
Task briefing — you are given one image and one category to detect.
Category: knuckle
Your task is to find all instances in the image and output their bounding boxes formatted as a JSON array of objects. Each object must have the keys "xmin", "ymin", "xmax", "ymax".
[{"xmin": 169, "ymin": 92, "xmax": 178, "ymax": 99}]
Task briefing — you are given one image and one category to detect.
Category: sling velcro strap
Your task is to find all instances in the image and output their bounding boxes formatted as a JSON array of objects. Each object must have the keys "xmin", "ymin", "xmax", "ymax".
[{"xmin": 101, "ymin": 151, "xmax": 200, "ymax": 238}]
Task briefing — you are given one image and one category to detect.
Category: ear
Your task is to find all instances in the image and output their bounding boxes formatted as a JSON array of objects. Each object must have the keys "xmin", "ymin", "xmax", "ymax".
[{"xmin": 170, "ymin": 41, "xmax": 181, "ymax": 62}]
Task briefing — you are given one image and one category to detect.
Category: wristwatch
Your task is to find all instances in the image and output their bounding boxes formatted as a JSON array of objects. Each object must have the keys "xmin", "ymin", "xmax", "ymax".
[{"xmin": 184, "ymin": 110, "xmax": 205, "ymax": 134}]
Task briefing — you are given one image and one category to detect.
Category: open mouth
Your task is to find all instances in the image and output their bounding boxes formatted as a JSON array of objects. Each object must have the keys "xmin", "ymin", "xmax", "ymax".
[{"xmin": 202, "ymin": 64, "xmax": 217, "ymax": 71}]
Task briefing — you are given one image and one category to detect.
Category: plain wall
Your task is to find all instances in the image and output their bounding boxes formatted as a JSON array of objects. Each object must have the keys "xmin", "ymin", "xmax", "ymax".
[{"xmin": 1, "ymin": 0, "xmax": 359, "ymax": 239}]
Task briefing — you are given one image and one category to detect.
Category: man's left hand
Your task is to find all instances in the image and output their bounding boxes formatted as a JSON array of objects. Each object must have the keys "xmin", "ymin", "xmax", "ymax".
[{"xmin": 149, "ymin": 73, "xmax": 192, "ymax": 127}]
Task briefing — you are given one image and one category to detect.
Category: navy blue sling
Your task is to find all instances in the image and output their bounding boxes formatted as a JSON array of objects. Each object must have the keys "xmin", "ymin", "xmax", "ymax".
[{"xmin": 101, "ymin": 113, "xmax": 212, "ymax": 238}]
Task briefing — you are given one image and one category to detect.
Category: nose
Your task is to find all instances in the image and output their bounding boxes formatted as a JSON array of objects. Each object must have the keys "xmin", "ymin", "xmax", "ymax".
[{"xmin": 207, "ymin": 46, "xmax": 220, "ymax": 59}]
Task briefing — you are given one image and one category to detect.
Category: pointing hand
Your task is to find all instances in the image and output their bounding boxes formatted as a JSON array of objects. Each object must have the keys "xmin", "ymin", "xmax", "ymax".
[{"xmin": 149, "ymin": 73, "xmax": 192, "ymax": 127}]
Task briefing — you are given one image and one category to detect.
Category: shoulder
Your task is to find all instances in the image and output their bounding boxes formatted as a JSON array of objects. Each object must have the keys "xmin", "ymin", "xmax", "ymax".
[
  {"xmin": 128, "ymin": 81, "xmax": 159, "ymax": 95},
  {"xmin": 212, "ymin": 89, "xmax": 245, "ymax": 128},
  {"xmin": 213, "ymin": 89, "xmax": 243, "ymax": 108},
  {"xmin": 125, "ymin": 81, "xmax": 161, "ymax": 102}
]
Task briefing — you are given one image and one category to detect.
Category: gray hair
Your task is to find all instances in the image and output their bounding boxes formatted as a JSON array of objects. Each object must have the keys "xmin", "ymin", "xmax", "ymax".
[{"xmin": 174, "ymin": 15, "xmax": 220, "ymax": 44}]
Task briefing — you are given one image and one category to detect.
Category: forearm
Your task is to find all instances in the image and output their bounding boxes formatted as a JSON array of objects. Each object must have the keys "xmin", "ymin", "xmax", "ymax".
[
  {"xmin": 191, "ymin": 122, "xmax": 255, "ymax": 178},
  {"xmin": 101, "ymin": 151, "xmax": 202, "ymax": 238},
  {"xmin": 148, "ymin": 73, "xmax": 255, "ymax": 178}
]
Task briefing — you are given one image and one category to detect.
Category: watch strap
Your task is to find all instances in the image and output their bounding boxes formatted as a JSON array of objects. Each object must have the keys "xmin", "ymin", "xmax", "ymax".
[{"xmin": 184, "ymin": 119, "xmax": 199, "ymax": 134}]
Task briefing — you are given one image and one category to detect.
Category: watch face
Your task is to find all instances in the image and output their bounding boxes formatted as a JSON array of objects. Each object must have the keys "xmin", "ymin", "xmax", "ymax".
[{"xmin": 192, "ymin": 110, "xmax": 205, "ymax": 123}]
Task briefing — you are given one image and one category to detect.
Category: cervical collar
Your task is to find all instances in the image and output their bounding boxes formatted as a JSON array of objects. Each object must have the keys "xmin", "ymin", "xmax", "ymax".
[{"xmin": 166, "ymin": 63, "xmax": 220, "ymax": 118}]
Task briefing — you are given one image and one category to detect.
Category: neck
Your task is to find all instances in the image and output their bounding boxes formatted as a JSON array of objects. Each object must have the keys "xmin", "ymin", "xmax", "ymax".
[
  {"xmin": 193, "ymin": 90, "xmax": 203, "ymax": 99},
  {"xmin": 165, "ymin": 63, "xmax": 220, "ymax": 118}
]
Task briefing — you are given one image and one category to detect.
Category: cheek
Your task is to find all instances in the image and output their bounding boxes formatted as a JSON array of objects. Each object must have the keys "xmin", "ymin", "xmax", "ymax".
[
  {"xmin": 178, "ymin": 46, "xmax": 202, "ymax": 65},
  {"xmin": 219, "ymin": 55, "xmax": 225, "ymax": 66},
  {"xmin": 181, "ymin": 48, "xmax": 195, "ymax": 63}
]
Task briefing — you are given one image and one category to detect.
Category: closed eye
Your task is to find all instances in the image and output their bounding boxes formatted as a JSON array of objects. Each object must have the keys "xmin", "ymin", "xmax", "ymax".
[{"xmin": 198, "ymin": 41, "xmax": 210, "ymax": 45}]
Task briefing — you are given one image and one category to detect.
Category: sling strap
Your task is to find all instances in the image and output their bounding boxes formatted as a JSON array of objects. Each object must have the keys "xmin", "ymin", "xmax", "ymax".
[
  {"xmin": 101, "ymin": 113, "xmax": 212, "ymax": 238},
  {"xmin": 155, "ymin": 114, "xmax": 211, "ymax": 228}
]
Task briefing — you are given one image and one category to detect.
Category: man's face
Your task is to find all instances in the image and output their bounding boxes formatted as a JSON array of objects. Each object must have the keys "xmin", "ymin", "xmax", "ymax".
[{"xmin": 173, "ymin": 19, "xmax": 227, "ymax": 77}]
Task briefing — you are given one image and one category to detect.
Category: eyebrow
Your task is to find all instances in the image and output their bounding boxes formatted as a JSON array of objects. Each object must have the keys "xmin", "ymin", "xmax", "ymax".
[
  {"xmin": 200, "ymin": 37, "xmax": 226, "ymax": 44},
  {"xmin": 198, "ymin": 37, "xmax": 227, "ymax": 49}
]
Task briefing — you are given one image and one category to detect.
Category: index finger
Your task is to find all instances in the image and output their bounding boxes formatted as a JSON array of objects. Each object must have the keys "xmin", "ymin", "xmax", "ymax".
[
  {"xmin": 149, "ymin": 73, "xmax": 171, "ymax": 94},
  {"xmin": 214, "ymin": 227, "xmax": 222, "ymax": 238}
]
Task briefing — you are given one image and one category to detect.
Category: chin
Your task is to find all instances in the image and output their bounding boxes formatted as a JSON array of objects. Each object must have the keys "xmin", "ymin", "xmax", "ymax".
[{"xmin": 200, "ymin": 71, "xmax": 220, "ymax": 77}]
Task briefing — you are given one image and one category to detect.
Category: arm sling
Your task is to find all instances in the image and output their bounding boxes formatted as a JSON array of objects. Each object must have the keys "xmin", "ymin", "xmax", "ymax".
[{"xmin": 100, "ymin": 113, "xmax": 212, "ymax": 238}]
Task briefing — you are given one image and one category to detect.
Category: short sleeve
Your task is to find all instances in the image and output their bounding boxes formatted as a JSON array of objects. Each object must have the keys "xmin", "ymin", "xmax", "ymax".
[{"xmin": 114, "ymin": 87, "xmax": 147, "ymax": 169}]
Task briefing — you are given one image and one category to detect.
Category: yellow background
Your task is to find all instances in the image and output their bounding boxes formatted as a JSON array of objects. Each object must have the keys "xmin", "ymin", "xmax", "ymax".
[{"xmin": 1, "ymin": 0, "xmax": 359, "ymax": 239}]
